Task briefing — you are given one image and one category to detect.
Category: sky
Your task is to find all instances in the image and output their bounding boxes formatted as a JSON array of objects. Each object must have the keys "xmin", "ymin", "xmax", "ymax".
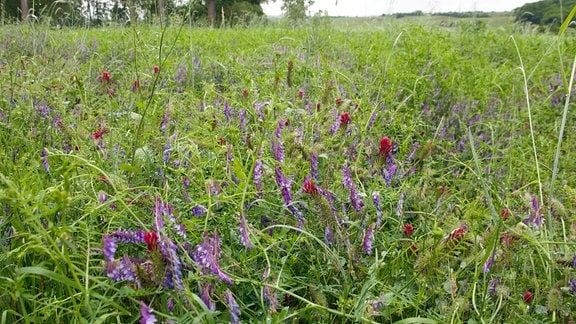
[{"xmin": 262, "ymin": 0, "xmax": 541, "ymax": 17}]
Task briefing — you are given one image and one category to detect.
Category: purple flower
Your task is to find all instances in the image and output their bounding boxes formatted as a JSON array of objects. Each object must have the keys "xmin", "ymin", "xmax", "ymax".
[
  {"xmin": 325, "ymin": 225, "xmax": 334, "ymax": 246},
  {"xmin": 523, "ymin": 195, "xmax": 544, "ymax": 229},
  {"xmin": 363, "ymin": 223, "xmax": 375, "ymax": 255},
  {"xmin": 569, "ymin": 279, "xmax": 576, "ymax": 296},
  {"xmin": 161, "ymin": 113, "xmax": 170, "ymax": 135},
  {"xmin": 271, "ymin": 140, "xmax": 284, "ymax": 163},
  {"xmin": 158, "ymin": 235, "xmax": 184, "ymax": 289},
  {"xmin": 192, "ymin": 205, "xmax": 207, "ymax": 217},
  {"xmin": 110, "ymin": 229, "xmax": 145, "ymax": 244},
  {"xmin": 192, "ymin": 230, "xmax": 232, "ymax": 285},
  {"xmin": 272, "ymin": 120, "xmax": 286, "ymax": 163},
  {"xmin": 163, "ymin": 133, "xmax": 178, "ymax": 164},
  {"xmin": 238, "ymin": 214, "xmax": 253, "ymax": 249},
  {"xmin": 275, "ymin": 167, "xmax": 292, "ymax": 205},
  {"xmin": 223, "ymin": 101, "xmax": 231, "ymax": 122},
  {"xmin": 201, "ymin": 283, "xmax": 216, "ymax": 311},
  {"xmin": 140, "ymin": 301, "xmax": 157, "ymax": 324},
  {"xmin": 263, "ymin": 285, "xmax": 280, "ymax": 312},
  {"xmin": 41, "ymin": 148, "xmax": 49, "ymax": 172},
  {"xmin": 367, "ymin": 111, "xmax": 378, "ymax": 130},
  {"xmin": 383, "ymin": 163, "xmax": 397, "ymax": 187},
  {"xmin": 482, "ymin": 250, "xmax": 495, "ymax": 273},
  {"xmin": 372, "ymin": 191, "xmax": 383, "ymax": 227},
  {"xmin": 488, "ymin": 278, "xmax": 500, "ymax": 296},
  {"xmin": 343, "ymin": 163, "xmax": 363, "ymax": 212},
  {"xmin": 167, "ymin": 298, "xmax": 174, "ymax": 312},
  {"xmin": 98, "ymin": 191, "xmax": 107, "ymax": 203},
  {"xmin": 103, "ymin": 235, "xmax": 117, "ymax": 261},
  {"xmin": 239, "ymin": 109, "xmax": 246, "ymax": 131},
  {"xmin": 254, "ymin": 159, "xmax": 263, "ymax": 197},
  {"xmin": 310, "ymin": 153, "xmax": 319, "ymax": 182},
  {"xmin": 342, "ymin": 163, "xmax": 353, "ymax": 188},
  {"xmin": 287, "ymin": 204, "xmax": 305, "ymax": 224},
  {"xmin": 224, "ymin": 289, "xmax": 240, "ymax": 324},
  {"xmin": 105, "ymin": 255, "xmax": 139, "ymax": 286}
]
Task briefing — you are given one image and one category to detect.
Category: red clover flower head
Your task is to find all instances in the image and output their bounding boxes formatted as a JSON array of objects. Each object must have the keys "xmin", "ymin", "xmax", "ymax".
[
  {"xmin": 339, "ymin": 112, "xmax": 351, "ymax": 128},
  {"xmin": 303, "ymin": 177, "xmax": 319, "ymax": 195},
  {"xmin": 523, "ymin": 290, "xmax": 533, "ymax": 303},
  {"xmin": 379, "ymin": 136, "xmax": 392, "ymax": 161},
  {"xmin": 153, "ymin": 65, "xmax": 159, "ymax": 74},
  {"xmin": 403, "ymin": 224, "xmax": 414, "ymax": 237},
  {"xmin": 102, "ymin": 70, "xmax": 111, "ymax": 83},
  {"xmin": 144, "ymin": 231, "xmax": 158, "ymax": 251}
]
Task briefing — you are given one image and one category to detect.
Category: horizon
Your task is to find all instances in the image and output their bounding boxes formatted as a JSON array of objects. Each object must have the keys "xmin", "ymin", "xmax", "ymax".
[{"xmin": 262, "ymin": 0, "xmax": 542, "ymax": 17}]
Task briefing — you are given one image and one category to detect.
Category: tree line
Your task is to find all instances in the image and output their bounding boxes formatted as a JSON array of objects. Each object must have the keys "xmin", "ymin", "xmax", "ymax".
[
  {"xmin": 0, "ymin": 0, "xmax": 315, "ymax": 26},
  {"xmin": 514, "ymin": 0, "xmax": 576, "ymax": 29}
]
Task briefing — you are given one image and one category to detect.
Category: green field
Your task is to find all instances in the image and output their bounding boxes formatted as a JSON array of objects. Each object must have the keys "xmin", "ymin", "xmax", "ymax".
[{"xmin": 1, "ymin": 18, "xmax": 576, "ymax": 323}]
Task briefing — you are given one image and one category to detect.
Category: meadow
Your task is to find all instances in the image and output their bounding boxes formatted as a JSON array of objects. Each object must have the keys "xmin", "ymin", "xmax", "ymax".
[{"xmin": 0, "ymin": 16, "xmax": 576, "ymax": 323}]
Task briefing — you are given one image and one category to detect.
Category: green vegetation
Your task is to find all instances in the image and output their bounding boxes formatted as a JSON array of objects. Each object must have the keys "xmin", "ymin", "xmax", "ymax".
[
  {"xmin": 514, "ymin": 0, "xmax": 576, "ymax": 30},
  {"xmin": 0, "ymin": 16, "xmax": 576, "ymax": 323}
]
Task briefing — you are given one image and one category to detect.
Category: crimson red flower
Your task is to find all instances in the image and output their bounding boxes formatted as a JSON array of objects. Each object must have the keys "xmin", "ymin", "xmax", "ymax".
[
  {"xmin": 242, "ymin": 89, "xmax": 248, "ymax": 98},
  {"xmin": 340, "ymin": 112, "xmax": 351, "ymax": 128},
  {"xmin": 298, "ymin": 89, "xmax": 304, "ymax": 99},
  {"xmin": 379, "ymin": 136, "xmax": 392, "ymax": 160},
  {"xmin": 92, "ymin": 128, "xmax": 105, "ymax": 140},
  {"xmin": 335, "ymin": 97, "xmax": 343, "ymax": 105},
  {"xmin": 144, "ymin": 231, "xmax": 158, "ymax": 251},
  {"xmin": 316, "ymin": 103, "xmax": 321, "ymax": 111},
  {"xmin": 303, "ymin": 178, "xmax": 318, "ymax": 195},
  {"xmin": 444, "ymin": 225, "xmax": 467, "ymax": 243},
  {"xmin": 153, "ymin": 65, "xmax": 159, "ymax": 74},
  {"xmin": 523, "ymin": 290, "xmax": 533, "ymax": 303},
  {"xmin": 500, "ymin": 208, "xmax": 510, "ymax": 220},
  {"xmin": 404, "ymin": 224, "xmax": 414, "ymax": 237},
  {"xmin": 132, "ymin": 79, "xmax": 140, "ymax": 91},
  {"xmin": 108, "ymin": 88, "xmax": 115, "ymax": 96},
  {"xmin": 102, "ymin": 70, "xmax": 111, "ymax": 83}
]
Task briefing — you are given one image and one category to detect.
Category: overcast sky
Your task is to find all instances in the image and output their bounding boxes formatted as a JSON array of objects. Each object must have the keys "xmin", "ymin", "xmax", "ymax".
[{"xmin": 262, "ymin": 0, "xmax": 541, "ymax": 17}]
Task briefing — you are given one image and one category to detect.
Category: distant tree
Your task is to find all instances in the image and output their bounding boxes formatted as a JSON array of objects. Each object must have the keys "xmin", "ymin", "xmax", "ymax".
[
  {"xmin": 282, "ymin": 0, "xmax": 313, "ymax": 21},
  {"xmin": 514, "ymin": 0, "xmax": 576, "ymax": 28},
  {"xmin": 177, "ymin": 0, "xmax": 269, "ymax": 25}
]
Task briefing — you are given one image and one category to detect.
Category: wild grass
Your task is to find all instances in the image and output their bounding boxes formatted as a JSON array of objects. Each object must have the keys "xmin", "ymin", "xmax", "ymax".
[{"xmin": 0, "ymin": 18, "xmax": 576, "ymax": 323}]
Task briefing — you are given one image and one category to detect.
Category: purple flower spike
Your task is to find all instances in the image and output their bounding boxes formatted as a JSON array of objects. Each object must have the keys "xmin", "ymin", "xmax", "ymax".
[
  {"xmin": 103, "ymin": 235, "xmax": 117, "ymax": 261},
  {"xmin": 192, "ymin": 205, "xmax": 207, "ymax": 217},
  {"xmin": 41, "ymin": 148, "xmax": 50, "ymax": 172},
  {"xmin": 275, "ymin": 167, "xmax": 292, "ymax": 205},
  {"xmin": 310, "ymin": 153, "xmax": 319, "ymax": 182},
  {"xmin": 482, "ymin": 251, "xmax": 495, "ymax": 273},
  {"xmin": 110, "ymin": 229, "xmax": 145, "ymax": 244},
  {"xmin": 570, "ymin": 279, "xmax": 576, "ymax": 296},
  {"xmin": 192, "ymin": 230, "xmax": 233, "ymax": 285},
  {"xmin": 525, "ymin": 195, "xmax": 544, "ymax": 229},
  {"xmin": 224, "ymin": 289, "xmax": 241, "ymax": 324},
  {"xmin": 140, "ymin": 301, "xmax": 157, "ymax": 324},
  {"xmin": 263, "ymin": 285, "xmax": 280, "ymax": 312},
  {"xmin": 363, "ymin": 223, "xmax": 375, "ymax": 255},
  {"xmin": 201, "ymin": 283, "xmax": 216, "ymax": 311},
  {"xmin": 343, "ymin": 163, "xmax": 363, "ymax": 212},
  {"xmin": 383, "ymin": 163, "xmax": 397, "ymax": 187}
]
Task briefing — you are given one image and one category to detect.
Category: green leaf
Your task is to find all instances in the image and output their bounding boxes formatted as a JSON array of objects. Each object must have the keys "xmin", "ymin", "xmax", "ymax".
[
  {"xmin": 559, "ymin": 5, "xmax": 576, "ymax": 36},
  {"xmin": 16, "ymin": 266, "xmax": 82, "ymax": 290}
]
